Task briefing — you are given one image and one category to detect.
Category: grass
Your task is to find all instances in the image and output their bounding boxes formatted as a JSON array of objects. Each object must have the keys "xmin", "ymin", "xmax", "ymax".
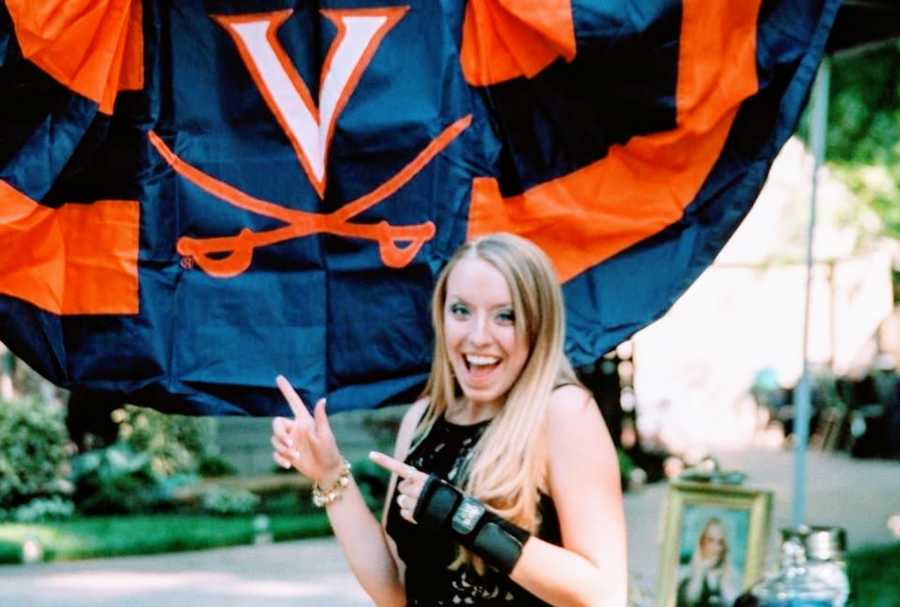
[
  {"xmin": 0, "ymin": 512, "xmax": 331, "ymax": 564},
  {"xmin": 847, "ymin": 541, "xmax": 900, "ymax": 607},
  {"xmin": 0, "ymin": 465, "xmax": 388, "ymax": 566}
]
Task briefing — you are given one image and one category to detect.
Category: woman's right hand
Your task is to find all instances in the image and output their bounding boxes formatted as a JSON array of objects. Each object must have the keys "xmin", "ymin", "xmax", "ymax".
[{"xmin": 271, "ymin": 375, "xmax": 345, "ymax": 487}]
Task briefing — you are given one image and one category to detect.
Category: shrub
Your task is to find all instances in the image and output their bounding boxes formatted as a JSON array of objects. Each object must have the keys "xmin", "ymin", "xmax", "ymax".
[
  {"xmin": 0, "ymin": 396, "xmax": 71, "ymax": 509},
  {"xmin": 68, "ymin": 406, "xmax": 223, "ymax": 515},
  {"xmin": 70, "ymin": 443, "xmax": 163, "ymax": 514},
  {"xmin": 8, "ymin": 496, "xmax": 75, "ymax": 523},
  {"xmin": 201, "ymin": 486, "xmax": 260, "ymax": 516},
  {"xmin": 196, "ymin": 454, "xmax": 238, "ymax": 478},
  {"xmin": 114, "ymin": 405, "xmax": 217, "ymax": 477}
]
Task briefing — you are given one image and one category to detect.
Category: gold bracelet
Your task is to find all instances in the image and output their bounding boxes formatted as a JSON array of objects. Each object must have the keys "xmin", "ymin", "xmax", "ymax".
[{"xmin": 312, "ymin": 460, "xmax": 352, "ymax": 507}]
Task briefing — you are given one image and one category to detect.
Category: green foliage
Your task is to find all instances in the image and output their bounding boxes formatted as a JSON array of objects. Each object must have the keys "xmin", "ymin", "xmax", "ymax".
[
  {"xmin": 114, "ymin": 405, "xmax": 216, "ymax": 477},
  {"xmin": 0, "ymin": 396, "xmax": 71, "ymax": 509},
  {"xmin": 69, "ymin": 443, "xmax": 163, "ymax": 514},
  {"xmin": 0, "ymin": 513, "xmax": 332, "ymax": 564},
  {"xmin": 807, "ymin": 42, "xmax": 900, "ymax": 240},
  {"xmin": 617, "ymin": 448, "xmax": 635, "ymax": 483},
  {"xmin": 826, "ymin": 44, "xmax": 900, "ymax": 167},
  {"xmin": 196, "ymin": 454, "xmax": 238, "ymax": 478},
  {"xmin": 200, "ymin": 486, "xmax": 260, "ymax": 516},
  {"xmin": 66, "ymin": 406, "xmax": 218, "ymax": 515},
  {"xmin": 3, "ymin": 496, "xmax": 75, "ymax": 523},
  {"xmin": 848, "ymin": 542, "xmax": 900, "ymax": 607},
  {"xmin": 0, "ymin": 540, "xmax": 19, "ymax": 564}
]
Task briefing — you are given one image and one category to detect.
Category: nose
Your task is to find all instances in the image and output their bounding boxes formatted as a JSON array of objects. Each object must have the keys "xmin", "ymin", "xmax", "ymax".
[{"xmin": 467, "ymin": 313, "xmax": 492, "ymax": 347}]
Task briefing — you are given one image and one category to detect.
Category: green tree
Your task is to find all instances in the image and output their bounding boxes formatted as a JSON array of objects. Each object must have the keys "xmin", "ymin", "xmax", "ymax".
[{"xmin": 812, "ymin": 42, "xmax": 900, "ymax": 238}]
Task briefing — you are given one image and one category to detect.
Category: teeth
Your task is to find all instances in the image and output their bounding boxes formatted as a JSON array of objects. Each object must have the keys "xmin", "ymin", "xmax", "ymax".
[{"xmin": 466, "ymin": 354, "xmax": 499, "ymax": 366}]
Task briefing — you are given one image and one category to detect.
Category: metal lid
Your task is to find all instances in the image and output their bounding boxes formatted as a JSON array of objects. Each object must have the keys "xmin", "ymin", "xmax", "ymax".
[
  {"xmin": 780, "ymin": 525, "xmax": 847, "ymax": 560},
  {"xmin": 806, "ymin": 526, "xmax": 847, "ymax": 560}
]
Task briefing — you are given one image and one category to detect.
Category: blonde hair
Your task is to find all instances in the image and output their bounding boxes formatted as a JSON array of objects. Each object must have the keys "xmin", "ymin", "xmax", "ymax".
[
  {"xmin": 415, "ymin": 232, "xmax": 579, "ymax": 570},
  {"xmin": 682, "ymin": 518, "xmax": 738, "ymax": 602}
]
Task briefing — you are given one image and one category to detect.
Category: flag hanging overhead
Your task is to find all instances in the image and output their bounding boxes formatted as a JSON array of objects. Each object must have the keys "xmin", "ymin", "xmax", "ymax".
[{"xmin": 0, "ymin": 0, "xmax": 840, "ymax": 416}]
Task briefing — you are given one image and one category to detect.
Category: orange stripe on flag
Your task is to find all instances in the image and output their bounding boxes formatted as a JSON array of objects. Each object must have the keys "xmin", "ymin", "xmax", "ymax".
[
  {"xmin": 461, "ymin": 0, "xmax": 576, "ymax": 86},
  {"xmin": 467, "ymin": 0, "xmax": 762, "ymax": 282},
  {"xmin": 119, "ymin": 0, "xmax": 145, "ymax": 92},
  {"xmin": 0, "ymin": 181, "xmax": 140, "ymax": 315},
  {"xmin": 6, "ymin": 0, "xmax": 145, "ymax": 114}
]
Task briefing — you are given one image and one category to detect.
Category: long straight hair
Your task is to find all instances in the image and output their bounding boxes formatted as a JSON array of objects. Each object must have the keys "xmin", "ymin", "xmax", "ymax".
[{"xmin": 415, "ymin": 233, "xmax": 579, "ymax": 567}]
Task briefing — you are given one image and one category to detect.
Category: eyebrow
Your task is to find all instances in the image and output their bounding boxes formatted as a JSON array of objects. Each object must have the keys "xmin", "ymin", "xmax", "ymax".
[{"xmin": 446, "ymin": 296, "xmax": 513, "ymax": 310}]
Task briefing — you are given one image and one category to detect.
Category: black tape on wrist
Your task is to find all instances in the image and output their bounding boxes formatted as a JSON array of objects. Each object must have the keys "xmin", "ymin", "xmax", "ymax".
[
  {"xmin": 414, "ymin": 474, "xmax": 530, "ymax": 574},
  {"xmin": 414, "ymin": 474, "xmax": 461, "ymax": 528}
]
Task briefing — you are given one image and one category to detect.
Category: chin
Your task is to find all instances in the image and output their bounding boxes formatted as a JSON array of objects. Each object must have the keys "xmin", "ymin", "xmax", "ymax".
[
  {"xmin": 458, "ymin": 381, "xmax": 513, "ymax": 408},
  {"xmin": 460, "ymin": 388, "xmax": 500, "ymax": 406}
]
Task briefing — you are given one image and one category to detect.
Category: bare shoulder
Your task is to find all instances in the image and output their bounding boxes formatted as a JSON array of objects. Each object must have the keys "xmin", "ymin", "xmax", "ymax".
[
  {"xmin": 550, "ymin": 384, "xmax": 593, "ymax": 411},
  {"xmin": 546, "ymin": 384, "xmax": 612, "ymax": 454},
  {"xmin": 548, "ymin": 385, "xmax": 596, "ymax": 430}
]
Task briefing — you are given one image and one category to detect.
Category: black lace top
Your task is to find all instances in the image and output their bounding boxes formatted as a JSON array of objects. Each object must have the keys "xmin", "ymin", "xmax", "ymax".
[{"xmin": 385, "ymin": 414, "xmax": 561, "ymax": 606}]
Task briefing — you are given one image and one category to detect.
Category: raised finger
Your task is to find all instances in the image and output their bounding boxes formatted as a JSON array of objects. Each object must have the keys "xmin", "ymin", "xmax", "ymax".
[
  {"xmin": 276, "ymin": 375, "xmax": 313, "ymax": 423},
  {"xmin": 312, "ymin": 398, "xmax": 330, "ymax": 436},
  {"xmin": 369, "ymin": 451, "xmax": 416, "ymax": 479}
]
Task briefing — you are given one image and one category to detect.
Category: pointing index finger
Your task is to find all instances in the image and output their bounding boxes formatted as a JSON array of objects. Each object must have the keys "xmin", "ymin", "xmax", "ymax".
[
  {"xmin": 276, "ymin": 375, "xmax": 312, "ymax": 422},
  {"xmin": 369, "ymin": 451, "xmax": 415, "ymax": 479}
]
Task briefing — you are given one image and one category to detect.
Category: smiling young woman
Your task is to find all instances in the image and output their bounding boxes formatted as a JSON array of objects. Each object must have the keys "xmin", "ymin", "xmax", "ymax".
[{"xmin": 271, "ymin": 233, "xmax": 627, "ymax": 606}]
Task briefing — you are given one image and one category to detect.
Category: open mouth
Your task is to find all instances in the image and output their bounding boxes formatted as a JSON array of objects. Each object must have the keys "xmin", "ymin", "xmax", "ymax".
[{"xmin": 464, "ymin": 354, "xmax": 501, "ymax": 379}]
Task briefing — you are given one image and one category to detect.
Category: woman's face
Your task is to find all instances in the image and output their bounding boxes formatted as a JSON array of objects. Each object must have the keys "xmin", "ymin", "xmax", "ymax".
[
  {"xmin": 443, "ymin": 256, "xmax": 530, "ymax": 411},
  {"xmin": 700, "ymin": 523, "xmax": 727, "ymax": 563}
]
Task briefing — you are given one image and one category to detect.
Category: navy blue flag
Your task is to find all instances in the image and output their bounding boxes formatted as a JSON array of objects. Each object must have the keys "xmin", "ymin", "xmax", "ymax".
[{"xmin": 0, "ymin": 0, "xmax": 840, "ymax": 416}]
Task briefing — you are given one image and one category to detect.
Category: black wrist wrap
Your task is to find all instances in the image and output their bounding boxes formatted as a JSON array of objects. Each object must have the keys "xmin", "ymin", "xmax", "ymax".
[{"xmin": 413, "ymin": 474, "xmax": 531, "ymax": 574}]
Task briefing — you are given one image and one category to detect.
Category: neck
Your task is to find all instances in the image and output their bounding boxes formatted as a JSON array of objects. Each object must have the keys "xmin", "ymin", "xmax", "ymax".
[{"xmin": 446, "ymin": 398, "xmax": 500, "ymax": 425}]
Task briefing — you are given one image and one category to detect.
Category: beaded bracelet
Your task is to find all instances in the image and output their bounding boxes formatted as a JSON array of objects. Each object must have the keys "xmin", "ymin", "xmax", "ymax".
[{"xmin": 312, "ymin": 460, "xmax": 352, "ymax": 507}]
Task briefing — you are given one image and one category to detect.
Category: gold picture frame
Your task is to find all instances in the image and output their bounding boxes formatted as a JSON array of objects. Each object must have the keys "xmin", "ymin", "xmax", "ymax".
[{"xmin": 657, "ymin": 481, "xmax": 773, "ymax": 607}]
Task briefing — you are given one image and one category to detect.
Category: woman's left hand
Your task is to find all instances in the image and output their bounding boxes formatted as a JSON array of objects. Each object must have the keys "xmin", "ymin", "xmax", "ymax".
[{"xmin": 369, "ymin": 451, "xmax": 429, "ymax": 524}]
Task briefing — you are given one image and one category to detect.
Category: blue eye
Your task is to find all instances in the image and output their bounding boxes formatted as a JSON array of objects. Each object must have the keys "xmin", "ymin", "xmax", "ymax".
[
  {"xmin": 449, "ymin": 303, "xmax": 469, "ymax": 318},
  {"xmin": 495, "ymin": 308, "xmax": 515, "ymax": 324}
]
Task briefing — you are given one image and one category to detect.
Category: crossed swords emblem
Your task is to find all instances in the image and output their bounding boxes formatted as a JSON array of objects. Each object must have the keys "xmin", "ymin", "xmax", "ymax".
[{"xmin": 147, "ymin": 8, "xmax": 471, "ymax": 278}]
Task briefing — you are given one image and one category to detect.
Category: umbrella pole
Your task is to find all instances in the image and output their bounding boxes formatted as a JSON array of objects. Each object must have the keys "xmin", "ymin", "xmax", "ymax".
[{"xmin": 793, "ymin": 58, "xmax": 831, "ymax": 528}]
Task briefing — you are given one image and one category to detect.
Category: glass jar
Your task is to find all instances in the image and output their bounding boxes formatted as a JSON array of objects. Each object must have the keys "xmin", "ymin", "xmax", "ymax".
[
  {"xmin": 744, "ymin": 538, "xmax": 841, "ymax": 606},
  {"xmin": 801, "ymin": 527, "xmax": 849, "ymax": 606},
  {"xmin": 777, "ymin": 526, "xmax": 850, "ymax": 606}
]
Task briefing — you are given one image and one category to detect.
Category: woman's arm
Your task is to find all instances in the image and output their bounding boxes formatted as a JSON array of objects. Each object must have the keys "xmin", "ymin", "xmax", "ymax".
[
  {"xmin": 270, "ymin": 377, "xmax": 420, "ymax": 607},
  {"xmin": 507, "ymin": 385, "xmax": 628, "ymax": 607}
]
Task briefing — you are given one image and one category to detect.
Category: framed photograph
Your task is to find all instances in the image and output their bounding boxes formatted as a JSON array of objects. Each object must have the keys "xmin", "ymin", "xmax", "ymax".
[{"xmin": 657, "ymin": 481, "xmax": 773, "ymax": 607}]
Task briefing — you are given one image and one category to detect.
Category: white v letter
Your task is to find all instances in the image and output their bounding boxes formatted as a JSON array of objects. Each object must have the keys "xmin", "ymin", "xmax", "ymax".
[{"xmin": 214, "ymin": 8, "xmax": 408, "ymax": 198}]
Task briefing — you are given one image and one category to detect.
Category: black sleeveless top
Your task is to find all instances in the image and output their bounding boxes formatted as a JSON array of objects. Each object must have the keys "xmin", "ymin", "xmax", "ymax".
[{"xmin": 385, "ymin": 414, "xmax": 562, "ymax": 606}]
